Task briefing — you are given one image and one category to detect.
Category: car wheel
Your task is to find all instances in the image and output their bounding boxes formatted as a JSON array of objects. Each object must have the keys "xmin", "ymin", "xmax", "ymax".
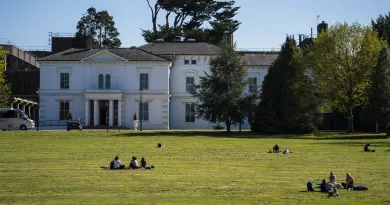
[{"xmin": 20, "ymin": 125, "xmax": 27, "ymax": 130}]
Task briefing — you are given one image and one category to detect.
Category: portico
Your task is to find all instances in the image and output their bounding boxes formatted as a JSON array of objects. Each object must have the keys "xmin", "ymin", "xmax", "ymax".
[{"xmin": 84, "ymin": 92, "xmax": 123, "ymax": 127}]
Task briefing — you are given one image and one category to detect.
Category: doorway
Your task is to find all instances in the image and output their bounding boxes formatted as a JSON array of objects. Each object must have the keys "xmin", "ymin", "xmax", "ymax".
[{"xmin": 99, "ymin": 100, "xmax": 109, "ymax": 125}]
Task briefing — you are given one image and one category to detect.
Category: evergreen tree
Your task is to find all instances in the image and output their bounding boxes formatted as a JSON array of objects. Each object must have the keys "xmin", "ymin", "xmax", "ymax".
[
  {"xmin": 0, "ymin": 47, "xmax": 11, "ymax": 107},
  {"xmin": 366, "ymin": 47, "xmax": 390, "ymax": 133},
  {"xmin": 75, "ymin": 7, "xmax": 121, "ymax": 48},
  {"xmin": 192, "ymin": 38, "xmax": 256, "ymax": 132},
  {"xmin": 372, "ymin": 12, "xmax": 390, "ymax": 45},
  {"xmin": 251, "ymin": 37, "xmax": 322, "ymax": 134}
]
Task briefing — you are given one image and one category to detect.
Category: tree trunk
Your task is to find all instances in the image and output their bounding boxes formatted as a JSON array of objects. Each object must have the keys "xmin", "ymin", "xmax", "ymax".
[
  {"xmin": 226, "ymin": 120, "xmax": 231, "ymax": 132},
  {"xmin": 348, "ymin": 103, "xmax": 354, "ymax": 133},
  {"xmin": 376, "ymin": 119, "xmax": 379, "ymax": 134}
]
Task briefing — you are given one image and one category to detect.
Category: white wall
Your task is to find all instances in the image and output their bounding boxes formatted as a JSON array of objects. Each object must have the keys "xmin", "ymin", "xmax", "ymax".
[{"xmin": 39, "ymin": 58, "xmax": 170, "ymax": 129}]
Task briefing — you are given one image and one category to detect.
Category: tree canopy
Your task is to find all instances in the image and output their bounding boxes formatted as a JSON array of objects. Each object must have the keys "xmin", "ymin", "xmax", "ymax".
[
  {"xmin": 75, "ymin": 7, "xmax": 121, "ymax": 49},
  {"xmin": 251, "ymin": 37, "xmax": 322, "ymax": 134},
  {"xmin": 365, "ymin": 47, "xmax": 390, "ymax": 133},
  {"xmin": 141, "ymin": 0, "xmax": 240, "ymax": 45},
  {"xmin": 0, "ymin": 47, "xmax": 11, "ymax": 107},
  {"xmin": 192, "ymin": 38, "xmax": 257, "ymax": 132},
  {"xmin": 303, "ymin": 22, "xmax": 385, "ymax": 132},
  {"xmin": 372, "ymin": 12, "xmax": 390, "ymax": 45}
]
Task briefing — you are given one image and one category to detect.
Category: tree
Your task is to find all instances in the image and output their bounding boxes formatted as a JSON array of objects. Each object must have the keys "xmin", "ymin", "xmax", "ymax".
[
  {"xmin": 208, "ymin": 1, "xmax": 241, "ymax": 45},
  {"xmin": 75, "ymin": 7, "xmax": 121, "ymax": 48},
  {"xmin": 251, "ymin": 37, "xmax": 322, "ymax": 134},
  {"xmin": 372, "ymin": 12, "xmax": 390, "ymax": 45},
  {"xmin": 304, "ymin": 22, "xmax": 384, "ymax": 133},
  {"xmin": 141, "ymin": 0, "xmax": 240, "ymax": 44},
  {"xmin": 192, "ymin": 38, "xmax": 256, "ymax": 132},
  {"xmin": 0, "ymin": 47, "xmax": 11, "ymax": 107},
  {"xmin": 366, "ymin": 47, "xmax": 390, "ymax": 133}
]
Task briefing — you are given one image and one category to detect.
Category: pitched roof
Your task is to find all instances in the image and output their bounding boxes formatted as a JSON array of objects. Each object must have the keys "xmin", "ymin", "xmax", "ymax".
[
  {"xmin": 138, "ymin": 42, "xmax": 220, "ymax": 55},
  {"xmin": 240, "ymin": 52, "xmax": 279, "ymax": 66},
  {"xmin": 38, "ymin": 48, "xmax": 170, "ymax": 62}
]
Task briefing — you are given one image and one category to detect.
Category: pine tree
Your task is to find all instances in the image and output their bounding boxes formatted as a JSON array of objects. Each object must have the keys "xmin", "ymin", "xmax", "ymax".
[
  {"xmin": 192, "ymin": 37, "xmax": 256, "ymax": 132},
  {"xmin": 0, "ymin": 47, "xmax": 11, "ymax": 107},
  {"xmin": 251, "ymin": 37, "xmax": 322, "ymax": 134},
  {"xmin": 75, "ymin": 7, "xmax": 121, "ymax": 48},
  {"xmin": 366, "ymin": 47, "xmax": 390, "ymax": 133}
]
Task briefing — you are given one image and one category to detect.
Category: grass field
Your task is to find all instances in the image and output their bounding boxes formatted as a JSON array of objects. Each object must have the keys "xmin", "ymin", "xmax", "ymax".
[{"xmin": 0, "ymin": 130, "xmax": 389, "ymax": 205}]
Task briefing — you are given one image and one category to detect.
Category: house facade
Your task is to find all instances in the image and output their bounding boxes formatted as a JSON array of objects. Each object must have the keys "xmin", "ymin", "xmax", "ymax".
[{"xmin": 38, "ymin": 42, "xmax": 278, "ymax": 129}]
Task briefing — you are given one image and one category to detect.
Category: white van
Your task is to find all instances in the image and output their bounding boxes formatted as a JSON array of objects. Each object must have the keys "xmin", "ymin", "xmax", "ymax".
[{"xmin": 0, "ymin": 108, "xmax": 35, "ymax": 130}]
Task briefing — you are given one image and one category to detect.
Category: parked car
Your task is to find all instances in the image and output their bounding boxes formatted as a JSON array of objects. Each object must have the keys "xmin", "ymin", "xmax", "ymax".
[{"xmin": 67, "ymin": 119, "xmax": 82, "ymax": 131}]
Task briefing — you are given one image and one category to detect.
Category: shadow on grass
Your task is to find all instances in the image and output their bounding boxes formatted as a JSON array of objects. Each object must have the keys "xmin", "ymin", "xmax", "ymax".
[{"xmin": 113, "ymin": 130, "xmax": 388, "ymax": 140}]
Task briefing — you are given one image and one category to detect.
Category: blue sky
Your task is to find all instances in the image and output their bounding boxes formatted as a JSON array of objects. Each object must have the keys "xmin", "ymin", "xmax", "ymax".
[{"xmin": 1, "ymin": 0, "xmax": 389, "ymax": 50}]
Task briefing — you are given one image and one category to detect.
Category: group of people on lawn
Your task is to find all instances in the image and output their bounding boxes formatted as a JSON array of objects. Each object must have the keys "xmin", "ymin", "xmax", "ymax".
[
  {"xmin": 106, "ymin": 156, "xmax": 152, "ymax": 169},
  {"xmin": 308, "ymin": 172, "xmax": 356, "ymax": 196}
]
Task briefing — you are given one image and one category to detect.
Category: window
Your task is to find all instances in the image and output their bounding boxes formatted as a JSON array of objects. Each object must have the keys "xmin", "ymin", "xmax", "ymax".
[
  {"xmin": 139, "ymin": 102, "xmax": 149, "ymax": 121},
  {"xmin": 185, "ymin": 103, "xmax": 195, "ymax": 122},
  {"xmin": 248, "ymin": 77, "xmax": 257, "ymax": 92},
  {"xmin": 186, "ymin": 77, "xmax": 195, "ymax": 93},
  {"xmin": 105, "ymin": 74, "xmax": 111, "ymax": 89},
  {"xmin": 60, "ymin": 73, "xmax": 69, "ymax": 89},
  {"xmin": 184, "ymin": 60, "xmax": 190, "ymax": 65},
  {"xmin": 98, "ymin": 74, "xmax": 104, "ymax": 89},
  {"xmin": 140, "ymin": 73, "xmax": 149, "ymax": 90},
  {"xmin": 191, "ymin": 60, "xmax": 197, "ymax": 65},
  {"xmin": 59, "ymin": 100, "xmax": 70, "ymax": 120}
]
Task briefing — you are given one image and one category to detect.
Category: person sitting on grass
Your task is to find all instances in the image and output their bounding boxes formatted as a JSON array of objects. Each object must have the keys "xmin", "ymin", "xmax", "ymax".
[
  {"xmin": 273, "ymin": 144, "xmax": 280, "ymax": 153},
  {"xmin": 129, "ymin": 156, "xmax": 139, "ymax": 169},
  {"xmin": 320, "ymin": 179, "xmax": 333, "ymax": 193},
  {"xmin": 283, "ymin": 148, "xmax": 290, "ymax": 154},
  {"xmin": 112, "ymin": 156, "xmax": 126, "ymax": 169},
  {"xmin": 364, "ymin": 143, "xmax": 375, "ymax": 152},
  {"xmin": 329, "ymin": 171, "xmax": 337, "ymax": 186},
  {"xmin": 341, "ymin": 173, "xmax": 354, "ymax": 189}
]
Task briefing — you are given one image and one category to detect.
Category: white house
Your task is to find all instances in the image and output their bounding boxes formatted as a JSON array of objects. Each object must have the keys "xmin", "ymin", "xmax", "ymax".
[
  {"xmin": 38, "ymin": 48, "xmax": 172, "ymax": 129},
  {"xmin": 38, "ymin": 41, "xmax": 278, "ymax": 130}
]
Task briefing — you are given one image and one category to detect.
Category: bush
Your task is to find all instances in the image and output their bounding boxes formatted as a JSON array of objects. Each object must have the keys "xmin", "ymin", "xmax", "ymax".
[
  {"xmin": 133, "ymin": 113, "xmax": 138, "ymax": 121},
  {"xmin": 213, "ymin": 125, "xmax": 224, "ymax": 130}
]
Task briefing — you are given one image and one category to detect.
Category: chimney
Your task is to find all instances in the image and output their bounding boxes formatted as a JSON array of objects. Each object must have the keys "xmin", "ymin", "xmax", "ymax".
[{"xmin": 86, "ymin": 36, "xmax": 92, "ymax": 50}]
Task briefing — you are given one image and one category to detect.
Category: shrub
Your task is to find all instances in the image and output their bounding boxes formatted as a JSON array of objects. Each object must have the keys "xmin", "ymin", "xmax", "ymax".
[{"xmin": 133, "ymin": 113, "xmax": 138, "ymax": 121}]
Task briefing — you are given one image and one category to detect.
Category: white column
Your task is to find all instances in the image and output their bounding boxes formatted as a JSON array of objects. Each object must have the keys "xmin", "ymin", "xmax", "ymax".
[
  {"xmin": 118, "ymin": 99, "xmax": 122, "ymax": 126},
  {"xmin": 94, "ymin": 100, "xmax": 98, "ymax": 126},
  {"xmin": 84, "ymin": 100, "xmax": 89, "ymax": 126},
  {"xmin": 109, "ymin": 99, "xmax": 114, "ymax": 126}
]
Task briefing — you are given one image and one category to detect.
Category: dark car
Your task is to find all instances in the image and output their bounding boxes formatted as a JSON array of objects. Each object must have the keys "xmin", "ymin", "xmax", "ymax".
[{"xmin": 67, "ymin": 120, "xmax": 82, "ymax": 131}]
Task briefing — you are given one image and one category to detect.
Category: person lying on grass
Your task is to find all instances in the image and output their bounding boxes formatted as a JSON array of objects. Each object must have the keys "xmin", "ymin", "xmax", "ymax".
[{"xmin": 320, "ymin": 179, "xmax": 333, "ymax": 193}]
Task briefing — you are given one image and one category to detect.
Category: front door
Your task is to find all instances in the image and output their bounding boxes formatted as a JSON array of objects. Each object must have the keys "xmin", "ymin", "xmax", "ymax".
[{"xmin": 99, "ymin": 100, "xmax": 109, "ymax": 125}]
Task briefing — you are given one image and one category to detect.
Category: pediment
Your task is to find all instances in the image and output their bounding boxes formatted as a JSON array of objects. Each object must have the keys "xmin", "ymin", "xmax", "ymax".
[{"xmin": 82, "ymin": 51, "xmax": 127, "ymax": 62}]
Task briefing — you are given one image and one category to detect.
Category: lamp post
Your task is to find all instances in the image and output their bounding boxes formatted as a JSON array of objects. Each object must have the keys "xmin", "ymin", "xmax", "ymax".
[{"xmin": 139, "ymin": 87, "xmax": 143, "ymax": 131}]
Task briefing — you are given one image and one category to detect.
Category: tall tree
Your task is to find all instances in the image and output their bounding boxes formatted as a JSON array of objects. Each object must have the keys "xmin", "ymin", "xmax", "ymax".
[
  {"xmin": 208, "ymin": 1, "xmax": 241, "ymax": 45},
  {"xmin": 304, "ymin": 22, "xmax": 384, "ymax": 133},
  {"xmin": 0, "ymin": 47, "xmax": 11, "ymax": 107},
  {"xmin": 192, "ymin": 38, "xmax": 256, "ymax": 132},
  {"xmin": 372, "ymin": 12, "xmax": 390, "ymax": 45},
  {"xmin": 251, "ymin": 37, "xmax": 322, "ymax": 134},
  {"xmin": 141, "ymin": 0, "xmax": 240, "ymax": 44},
  {"xmin": 75, "ymin": 7, "xmax": 121, "ymax": 48},
  {"xmin": 366, "ymin": 47, "xmax": 390, "ymax": 133}
]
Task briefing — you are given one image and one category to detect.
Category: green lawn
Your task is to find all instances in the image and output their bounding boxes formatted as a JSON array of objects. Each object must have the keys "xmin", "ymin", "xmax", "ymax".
[{"xmin": 0, "ymin": 130, "xmax": 389, "ymax": 205}]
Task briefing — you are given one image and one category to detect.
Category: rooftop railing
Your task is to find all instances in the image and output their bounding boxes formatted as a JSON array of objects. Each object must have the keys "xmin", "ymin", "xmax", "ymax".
[{"xmin": 237, "ymin": 48, "xmax": 281, "ymax": 52}]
